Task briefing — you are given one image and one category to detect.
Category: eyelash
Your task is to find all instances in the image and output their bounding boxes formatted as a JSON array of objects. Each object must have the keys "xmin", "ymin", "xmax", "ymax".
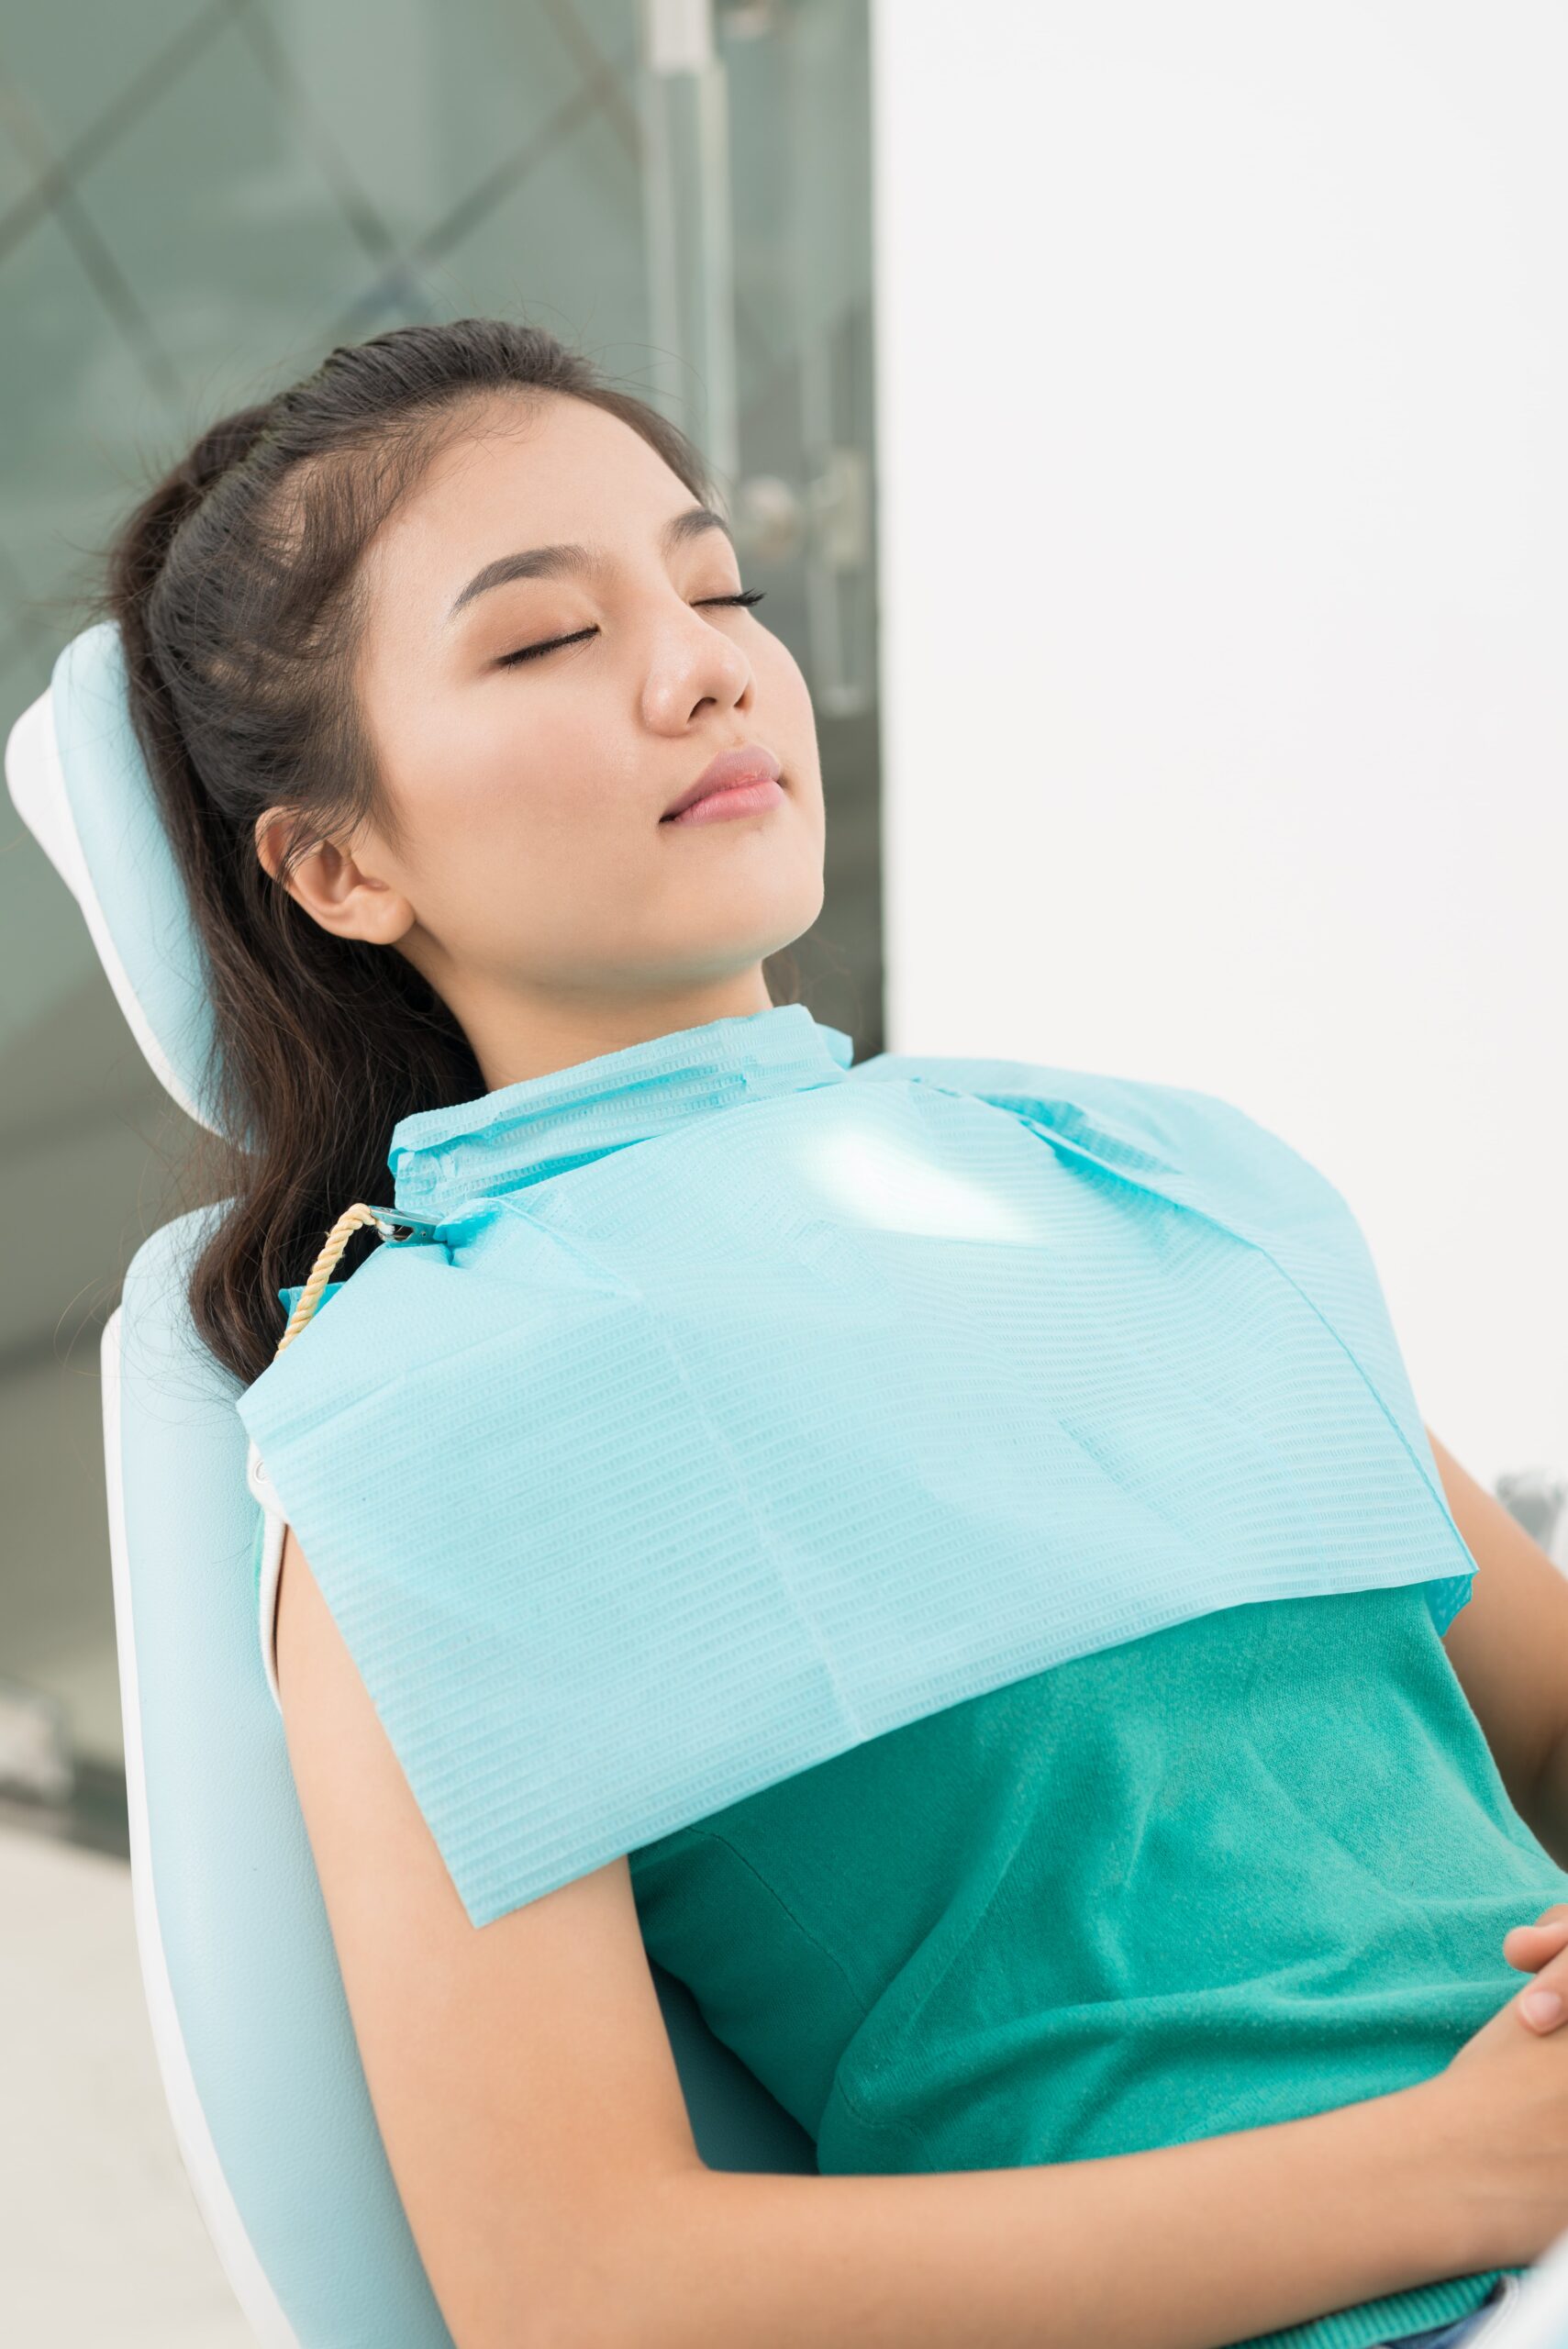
[{"xmin": 495, "ymin": 589, "xmax": 767, "ymax": 668}]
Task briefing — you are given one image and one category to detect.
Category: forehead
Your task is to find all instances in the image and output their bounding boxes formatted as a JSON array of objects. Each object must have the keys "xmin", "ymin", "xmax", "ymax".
[{"xmin": 369, "ymin": 394, "xmax": 686, "ymax": 600}]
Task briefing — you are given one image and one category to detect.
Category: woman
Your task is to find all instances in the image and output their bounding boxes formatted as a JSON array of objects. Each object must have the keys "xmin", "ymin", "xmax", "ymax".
[{"xmin": 96, "ymin": 317, "xmax": 1568, "ymax": 2349}]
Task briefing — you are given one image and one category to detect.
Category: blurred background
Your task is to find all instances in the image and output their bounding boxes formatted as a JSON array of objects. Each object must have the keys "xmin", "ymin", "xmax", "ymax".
[{"xmin": 2, "ymin": 1, "xmax": 1564, "ymax": 2340}]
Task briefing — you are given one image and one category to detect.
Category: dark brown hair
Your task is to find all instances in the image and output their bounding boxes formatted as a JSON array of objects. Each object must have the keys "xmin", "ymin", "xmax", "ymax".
[{"xmin": 91, "ymin": 317, "xmax": 795, "ymax": 1390}]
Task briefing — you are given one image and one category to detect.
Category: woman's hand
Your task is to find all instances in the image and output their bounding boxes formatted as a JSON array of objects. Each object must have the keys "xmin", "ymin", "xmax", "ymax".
[
  {"xmin": 1417, "ymin": 1906, "xmax": 1568, "ymax": 2270},
  {"xmin": 1503, "ymin": 1903, "xmax": 1568, "ymax": 2030}
]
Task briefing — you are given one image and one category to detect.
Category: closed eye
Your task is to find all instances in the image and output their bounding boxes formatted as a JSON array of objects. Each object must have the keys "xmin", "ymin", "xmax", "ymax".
[{"xmin": 495, "ymin": 589, "xmax": 766, "ymax": 668}]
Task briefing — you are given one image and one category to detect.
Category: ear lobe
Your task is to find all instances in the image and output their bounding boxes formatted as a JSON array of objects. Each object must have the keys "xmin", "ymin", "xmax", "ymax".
[{"xmin": 326, "ymin": 862, "xmax": 418, "ymax": 948}]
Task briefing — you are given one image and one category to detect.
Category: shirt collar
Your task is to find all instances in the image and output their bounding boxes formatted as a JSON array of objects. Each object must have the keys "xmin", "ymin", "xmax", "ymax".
[{"xmin": 388, "ymin": 1001, "xmax": 857, "ymax": 1219}]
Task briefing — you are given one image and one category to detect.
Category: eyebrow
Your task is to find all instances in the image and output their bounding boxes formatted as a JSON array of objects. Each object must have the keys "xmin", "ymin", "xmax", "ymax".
[{"xmin": 445, "ymin": 505, "xmax": 736, "ymax": 622}]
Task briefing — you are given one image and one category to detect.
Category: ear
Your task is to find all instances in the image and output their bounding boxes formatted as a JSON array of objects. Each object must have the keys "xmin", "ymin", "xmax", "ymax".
[{"xmin": 253, "ymin": 807, "xmax": 416, "ymax": 948}]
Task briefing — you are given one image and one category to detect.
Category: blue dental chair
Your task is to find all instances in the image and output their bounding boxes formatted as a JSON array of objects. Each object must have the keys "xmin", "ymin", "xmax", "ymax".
[{"xmin": 5, "ymin": 622, "xmax": 817, "ymax": 2349}]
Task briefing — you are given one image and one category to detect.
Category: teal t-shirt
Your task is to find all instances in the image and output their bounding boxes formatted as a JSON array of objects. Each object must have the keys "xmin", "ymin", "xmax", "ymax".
[{"xmin": 628, "ymin": 1579, "xmax": 1560, "ymax": 2349}]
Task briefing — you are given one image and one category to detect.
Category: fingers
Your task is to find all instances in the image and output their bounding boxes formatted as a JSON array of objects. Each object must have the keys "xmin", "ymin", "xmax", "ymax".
[
  {"xmin": 1513, "ymin": 1928, "xmax": 1568, "ymax": 2032},
  {"xmin": 1503, "ymin": 1911, "xmax": 1568, "ymax": 1971}
]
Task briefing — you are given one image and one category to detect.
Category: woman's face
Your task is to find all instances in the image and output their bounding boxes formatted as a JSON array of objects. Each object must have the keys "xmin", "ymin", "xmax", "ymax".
[{"xmin": 261, "ymin": 392, "xmax": 826, "ymax": 1087}]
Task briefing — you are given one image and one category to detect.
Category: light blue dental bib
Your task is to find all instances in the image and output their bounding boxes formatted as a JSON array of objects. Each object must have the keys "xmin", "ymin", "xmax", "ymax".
[{"xmin": 236, "ymin": 1003, "xmax": 1473, "ymax": 1930}]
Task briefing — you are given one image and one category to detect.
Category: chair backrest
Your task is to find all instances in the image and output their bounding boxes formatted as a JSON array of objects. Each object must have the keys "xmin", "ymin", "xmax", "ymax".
[{"xmin": 7, "ymin": 627, "xmax": 815, "ymax": 2349}]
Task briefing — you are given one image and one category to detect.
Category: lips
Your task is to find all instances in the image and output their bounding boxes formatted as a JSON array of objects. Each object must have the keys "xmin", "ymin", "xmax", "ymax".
[{"xmin": 662, "ymin": 743, "xmax": 783, "ymax": 820}]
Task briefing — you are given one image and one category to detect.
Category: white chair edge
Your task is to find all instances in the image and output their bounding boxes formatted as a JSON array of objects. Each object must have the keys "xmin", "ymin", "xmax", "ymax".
[{"xmin": 4, "ymin": 681, "xmax": 214, "ymax": 1134}]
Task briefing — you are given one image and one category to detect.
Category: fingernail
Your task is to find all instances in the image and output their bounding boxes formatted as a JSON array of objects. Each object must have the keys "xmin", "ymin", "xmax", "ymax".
[{"xmin": 1522, "ymin": 1989, "xmax": 1563, "ymax": 2026}]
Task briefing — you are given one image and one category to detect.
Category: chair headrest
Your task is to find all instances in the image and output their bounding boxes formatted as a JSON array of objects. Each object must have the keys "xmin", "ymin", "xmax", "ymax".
[{"xmin": 5, "ymin": 621, "xmax": 224, "ymax": 1135}]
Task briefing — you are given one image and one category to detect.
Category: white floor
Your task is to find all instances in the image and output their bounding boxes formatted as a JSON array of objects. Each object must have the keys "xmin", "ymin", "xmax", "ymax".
[{"xmin": 0, "ymin": 1823, "xmax": 255, "ymax": 2347}]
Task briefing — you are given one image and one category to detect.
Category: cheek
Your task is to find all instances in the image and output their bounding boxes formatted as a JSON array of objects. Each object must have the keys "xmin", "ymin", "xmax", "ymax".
[
  {"xmin": 397, "ymin": 703, "xmax": 646, "ymax": 935},
  {"xmin": 411, "ymin": 690, "xmax": 593, "ymax": 844},
  {"xmin": 762, "ymin": 644, "xmax": 820, "ymax": 765},
  {"xmin": 766, "ymin": 629, "xmax": 810, "ymax": 699}
]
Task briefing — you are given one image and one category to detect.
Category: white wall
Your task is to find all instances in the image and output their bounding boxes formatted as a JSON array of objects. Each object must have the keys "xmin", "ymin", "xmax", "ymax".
[{"xmin": 869, "ymin": 0, "xmax": 1567, "ymax": 1490}]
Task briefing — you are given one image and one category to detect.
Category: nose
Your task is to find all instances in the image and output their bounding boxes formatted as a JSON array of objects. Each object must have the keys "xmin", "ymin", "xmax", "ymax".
[{"xmin": 640, "ymin": 599, "xmax": 753, "ymax": 733}]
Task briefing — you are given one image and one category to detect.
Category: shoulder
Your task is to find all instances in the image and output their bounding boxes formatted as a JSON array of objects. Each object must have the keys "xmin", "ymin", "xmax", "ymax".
[{"xmin": 851, "ymin": 1049, "xmax": 1344, "ymax": 1214}]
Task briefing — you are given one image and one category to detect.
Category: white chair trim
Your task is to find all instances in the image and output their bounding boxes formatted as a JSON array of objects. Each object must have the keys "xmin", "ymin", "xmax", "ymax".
[{"xmin": 5, "ymin": 686, "xmax": 212, "ymax": 1132}]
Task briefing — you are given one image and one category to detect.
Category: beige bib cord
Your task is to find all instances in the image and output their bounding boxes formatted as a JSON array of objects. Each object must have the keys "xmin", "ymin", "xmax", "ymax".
[{"xmin": 274, "ymin": 1205, "xmax": 439, "ymax": 1358}]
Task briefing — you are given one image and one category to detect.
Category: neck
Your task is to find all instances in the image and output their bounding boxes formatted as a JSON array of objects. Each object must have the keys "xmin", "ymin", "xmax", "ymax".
[{"xmin": 441, "ymin": 964, "xmax": 779, "ymax": 1094}]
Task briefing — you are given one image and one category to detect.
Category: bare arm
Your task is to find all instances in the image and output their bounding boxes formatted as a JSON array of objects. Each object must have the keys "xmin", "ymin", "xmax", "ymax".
[
  {"xmin": 604, "ymin": 2082, "xmax": 1462, "ymax": 2349},
  {"xmin": 277, "ymin": 1525, "xmax": 1568, "ymax": 2349},
  {"xmin": 1429, "ymin": 1423, "xmax": 1568, "ymax": 1866}
]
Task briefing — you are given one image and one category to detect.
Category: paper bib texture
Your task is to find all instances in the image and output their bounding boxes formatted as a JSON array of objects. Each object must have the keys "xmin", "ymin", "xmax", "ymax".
[{"xmin": 237, "ymin": 1010, "xmax": 1472, "ymax": 1928}]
